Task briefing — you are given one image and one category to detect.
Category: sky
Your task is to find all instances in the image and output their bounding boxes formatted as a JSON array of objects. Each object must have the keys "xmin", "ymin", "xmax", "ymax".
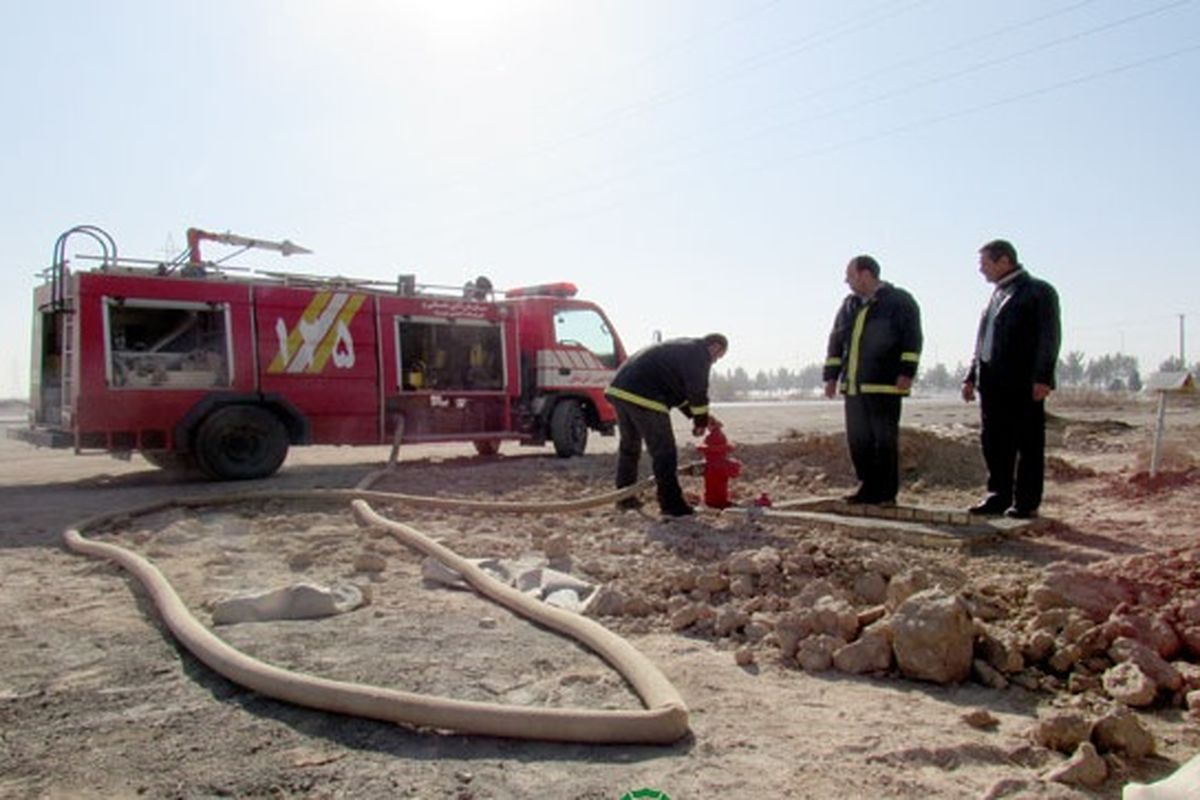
[{"xmin": 1, "ymin": 0, "xmax": 1198, "ymax": 398}]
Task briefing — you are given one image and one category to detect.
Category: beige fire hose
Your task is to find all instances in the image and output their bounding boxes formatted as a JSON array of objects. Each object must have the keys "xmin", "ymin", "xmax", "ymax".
[{"xmin": 61, "ymin": 475, "xmax": 690, "ymax": 744}]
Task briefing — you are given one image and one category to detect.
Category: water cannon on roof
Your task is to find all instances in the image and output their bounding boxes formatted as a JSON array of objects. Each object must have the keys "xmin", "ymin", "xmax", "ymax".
[{"xmin": 186, "ymin": 227, "xmax": 312, "ymax": 266}]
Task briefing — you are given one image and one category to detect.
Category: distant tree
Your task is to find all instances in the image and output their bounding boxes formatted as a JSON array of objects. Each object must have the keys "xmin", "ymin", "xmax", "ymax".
[
  {"xmin": 753, "ymin": 370, "xmax": 770, "ymax": 391},
  {"xmin": 710, "ymin": 370, "xmax": 735, "ymax": 401},
  {"xmin": 1086, "ymin": 353, "xmax": 1140, "ymax": 391},
  {"xmin": 919, "ymin": 363, "xmax": 953, "ymax": 391},
  {"xmin": 1085, "ymin": 355, "xmax": 1115, "ymax": 388},
  {"xmin": 796, "ymin": 363, "xmax": 824, "ymax": 391},
  {"xmin": 1114, "ymin": 354, "xmax": 1140, "ymax": 390},
  {"xmin": 775, "ymin": 367, "xmax": 795, "ymax": 391},
  {"xmin": 1159, "ymin": 356, "xmax": 1186, "ymax": 372},
  {"xmin": 730, "ymin": 366, "xmax": 751, "ymax": 394},
  {"xmin": 1060, "ymin": 351, "xmax": 1086, "ymax": 386}
]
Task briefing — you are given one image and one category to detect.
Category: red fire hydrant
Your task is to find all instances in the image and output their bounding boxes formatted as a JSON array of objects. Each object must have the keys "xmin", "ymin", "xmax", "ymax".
[{"xmin": 696, "ymin": 421, "xmax": 742, "ymax": 509}]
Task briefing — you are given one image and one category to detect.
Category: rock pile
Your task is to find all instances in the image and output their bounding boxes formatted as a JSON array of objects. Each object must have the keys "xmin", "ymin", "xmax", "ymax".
[{"xmin": 587, "ymin": 543, "xmax": 1200, "ymax": 718}]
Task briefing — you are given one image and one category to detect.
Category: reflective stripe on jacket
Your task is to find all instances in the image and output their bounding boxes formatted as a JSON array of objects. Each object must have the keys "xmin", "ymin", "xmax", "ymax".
[
  {"xmin": 605, "ymin": 338, "xmax": 713, "ymax": 425},
  {"xmin": 823, "ymin": 283, "xmax": 922, "ymax": 396}
]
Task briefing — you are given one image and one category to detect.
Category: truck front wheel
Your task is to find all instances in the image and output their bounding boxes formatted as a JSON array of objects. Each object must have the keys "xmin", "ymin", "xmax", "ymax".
[
  {"xmin": 550, "ymin": 399, "xmax": 588, "ymax": 458},
  {"xmin": 195, "ymin": 405, "xmax": 289, "ymax": 480}
]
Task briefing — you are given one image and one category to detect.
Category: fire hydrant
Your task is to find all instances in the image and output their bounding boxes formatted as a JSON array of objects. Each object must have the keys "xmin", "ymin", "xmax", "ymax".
[{"xmin": 696, "ymin": 421, "xmax": 741, "ymax": 509}]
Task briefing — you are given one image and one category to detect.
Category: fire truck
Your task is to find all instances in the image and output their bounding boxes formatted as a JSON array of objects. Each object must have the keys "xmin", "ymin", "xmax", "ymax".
[{"xmin": 10, "ymin": 225, "xmax": 629, "ymax": 479}]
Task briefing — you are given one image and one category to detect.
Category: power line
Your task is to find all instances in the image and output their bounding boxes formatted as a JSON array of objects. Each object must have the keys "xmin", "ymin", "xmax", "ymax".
[
  {"xmin": 429, "ymin": 0, "xmax": 930, "ymax": 191},
  {"xmin": 419, "ymin": 2, "xmax": 1196, "ymax": 246},
  {"xmin": 765, "ymin": 0, "xmax": 1193, "ymax": 139},
  {"xmin": 530, "ymin": 0, "xmax": 1115, "ymax": 198},
  {"xmin": 803, "ymin": 40, "xmax": 1200, "ymax": 159},
  {"xmin": 647, "ymin": 0, "xmax": 1195, "ymax": 186},
  {"xmin": 424, "ymin": 36, "xmax": 1199, "ymax": 250}
]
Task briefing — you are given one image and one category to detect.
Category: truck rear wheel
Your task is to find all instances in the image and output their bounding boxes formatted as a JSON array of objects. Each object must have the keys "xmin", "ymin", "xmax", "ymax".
[
  {"xmin": 550, "ymin": 399, "xmax": 588, "ymax": 457},
  {"xmin": 195, "ymin": 405, "xmax": 289, "ymax": 480}
]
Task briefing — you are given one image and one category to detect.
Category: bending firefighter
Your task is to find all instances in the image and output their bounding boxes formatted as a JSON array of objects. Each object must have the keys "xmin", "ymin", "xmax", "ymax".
[
  {"xmin": 605, "ymin": 334, "xmax": 728, "ymax": 517},
  {"xmin": 823, "ymin": 255, "xmax": 923, "ymax": 505}
]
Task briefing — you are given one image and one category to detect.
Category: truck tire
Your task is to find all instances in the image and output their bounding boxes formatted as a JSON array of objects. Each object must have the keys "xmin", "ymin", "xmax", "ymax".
[
  {"xmin": 194, "ymin": 405, "xmax": 289, "ymax": 480},
  {"xmin": 550, "ymin": 399, "xmax": 588, "ymax": 458}
]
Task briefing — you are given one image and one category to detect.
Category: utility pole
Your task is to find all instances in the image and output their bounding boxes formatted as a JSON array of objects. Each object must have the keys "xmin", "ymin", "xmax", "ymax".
[{"xmin": 1179, "ymin": 313, "xmax": 1186, "ymax": 366}]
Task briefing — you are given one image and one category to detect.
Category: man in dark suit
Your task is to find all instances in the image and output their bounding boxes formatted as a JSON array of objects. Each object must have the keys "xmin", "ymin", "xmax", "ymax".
[{"xmin": 962, "ymin": 239, "xmax": 1061, "ymax": 519}]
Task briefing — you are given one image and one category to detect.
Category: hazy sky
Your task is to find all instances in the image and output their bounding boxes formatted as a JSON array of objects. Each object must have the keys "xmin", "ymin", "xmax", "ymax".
[{"xmin": 2, "ymin": 0, "xmax": 1198, "ymax": 398}]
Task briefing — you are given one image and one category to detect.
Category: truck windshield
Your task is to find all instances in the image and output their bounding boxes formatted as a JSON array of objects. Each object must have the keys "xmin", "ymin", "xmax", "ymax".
[{"xmin": 554, "ymin": 308, "xmax": 617, "ymax": 368}]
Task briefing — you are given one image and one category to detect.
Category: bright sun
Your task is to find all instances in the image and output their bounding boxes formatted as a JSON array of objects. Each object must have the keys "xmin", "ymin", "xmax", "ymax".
[{"xmin": 408, "ymin": 0, "xmax": 524, "ymax": 50}]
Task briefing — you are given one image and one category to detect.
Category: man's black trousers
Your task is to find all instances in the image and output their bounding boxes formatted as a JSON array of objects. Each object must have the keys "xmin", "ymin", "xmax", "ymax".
[
  {"xmin": 612, "ymin": 399, "xmax": 688, "ymax": 513},
  {"xmin": 843, "ymin": 393, "xmax": 901, "ymax": 503},
  {"xmin": 979, "ymin": 381, "xmax": 1046, "ymax": 512}
]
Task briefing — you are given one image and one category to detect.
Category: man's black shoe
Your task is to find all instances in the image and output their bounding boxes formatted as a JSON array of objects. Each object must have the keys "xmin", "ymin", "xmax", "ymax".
[
  {"xmin": 969, "ymin": 497, "xmax": 1009, "ymax": 516},
  {"xmin": 660, "ymin": 504, "xmax": 695, "ymax": 518},
  {"xmin": 1004, "ymin": 507, "xmax": 1039, "ymax": 520},
  {"xmin": 615, "ymin": 496, "xmax": 644, "ymax": 511}
]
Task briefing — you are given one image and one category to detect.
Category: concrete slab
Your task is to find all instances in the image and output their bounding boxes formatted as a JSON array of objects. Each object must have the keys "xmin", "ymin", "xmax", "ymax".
[{"xmin": 724, "ymin": 498, "xmax": 1037, "ymax": 550}]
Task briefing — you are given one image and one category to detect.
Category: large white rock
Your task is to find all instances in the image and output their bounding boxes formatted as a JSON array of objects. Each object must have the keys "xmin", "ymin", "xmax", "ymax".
[
  {"xmin": 1124, "ymin": 753, "xmax": 1200, "ymax": 799},
  {"xmin": 211, "ymin": 582, "xmax": 364, "ymax": 625}
]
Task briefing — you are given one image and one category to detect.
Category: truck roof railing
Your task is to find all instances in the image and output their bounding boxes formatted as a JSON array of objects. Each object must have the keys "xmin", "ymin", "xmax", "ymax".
[
  {"xmin": 44, "ymin": 225, "xmax": 118, "ymax": 311},
  {"xmin": 41, "ymin": 224, "xmax": 589, "ymax": 304}
]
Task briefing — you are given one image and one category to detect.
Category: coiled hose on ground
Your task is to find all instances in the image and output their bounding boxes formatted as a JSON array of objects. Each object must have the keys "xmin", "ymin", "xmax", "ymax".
[{"xmin": 62, "ymin": 472, "xmax": 691, "ymax": 744}]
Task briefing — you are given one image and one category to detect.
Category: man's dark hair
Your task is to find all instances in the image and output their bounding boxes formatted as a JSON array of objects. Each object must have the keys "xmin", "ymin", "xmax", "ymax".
[
  {"xmin": 980, "ymin": 239, "xmax": 1020, "ymax": 267},
  {"xmin": 703, "ymin": 333, "xmax": 729, "ymax": 352},
  {"xmin": 850, "ymin": 254, "xmax": 881, "ymax": 278}
]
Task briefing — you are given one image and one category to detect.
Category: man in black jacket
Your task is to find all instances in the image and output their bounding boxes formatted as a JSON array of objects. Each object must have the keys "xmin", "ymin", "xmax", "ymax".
[
  {"xmin": 823, "ymin": 255, "xmax": 923, "ymax": 505},
  {"xmin": 605, "ymin": 334, "xmax": 728, "ymax": 517},
  {"xmin": 962, "ymin": 239, "xmax": 1061, "ymax": 519}
]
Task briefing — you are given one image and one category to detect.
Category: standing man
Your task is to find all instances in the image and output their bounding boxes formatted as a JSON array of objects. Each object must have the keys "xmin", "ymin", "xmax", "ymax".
[
  {"xmin": 962, "ymin": 239, "xmax": 1061, "ymax": 519},
  {"xmin": 605, "ymin": 333, "xmax": 728, "ymax": 517},
  {"xmin": 823, "ymin": 255, "xmax": 923, "ymax": 505}
]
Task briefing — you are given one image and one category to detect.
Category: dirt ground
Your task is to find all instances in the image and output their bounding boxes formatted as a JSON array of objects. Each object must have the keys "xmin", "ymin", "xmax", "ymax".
[{"xmin": 1, "ymin": 394, "xmax": 1198, "ymax": 799}]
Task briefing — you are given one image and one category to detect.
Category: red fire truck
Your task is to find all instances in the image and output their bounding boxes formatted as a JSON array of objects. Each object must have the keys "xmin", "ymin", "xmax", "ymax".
[{"xmin": 11, "ymin": 225, "xmax": 629, "ymax": 479}]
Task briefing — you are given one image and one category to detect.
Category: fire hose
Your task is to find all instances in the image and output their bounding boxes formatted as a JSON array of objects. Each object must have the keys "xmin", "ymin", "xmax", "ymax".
[{"xmin": 61, "ymin": 475, "xmax": 691, "ymax": 744}]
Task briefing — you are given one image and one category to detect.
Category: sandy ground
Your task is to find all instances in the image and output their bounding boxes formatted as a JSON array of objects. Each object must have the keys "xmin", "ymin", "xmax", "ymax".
[{"xmin": 1, "ymin": 394, "xmax": 1198, "ymax": 799}]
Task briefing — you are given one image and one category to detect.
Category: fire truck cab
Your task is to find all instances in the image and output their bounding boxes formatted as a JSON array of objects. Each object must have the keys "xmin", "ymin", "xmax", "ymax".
[{"xmin": 12, "ymin": 225, "xmax": 629, "ymax": 480}]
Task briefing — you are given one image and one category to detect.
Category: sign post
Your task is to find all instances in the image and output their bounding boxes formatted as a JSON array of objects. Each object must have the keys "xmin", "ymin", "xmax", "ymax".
[{"xmin": 1145, "ymin": 371, "xmax": 1196, "ymax": 476}]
